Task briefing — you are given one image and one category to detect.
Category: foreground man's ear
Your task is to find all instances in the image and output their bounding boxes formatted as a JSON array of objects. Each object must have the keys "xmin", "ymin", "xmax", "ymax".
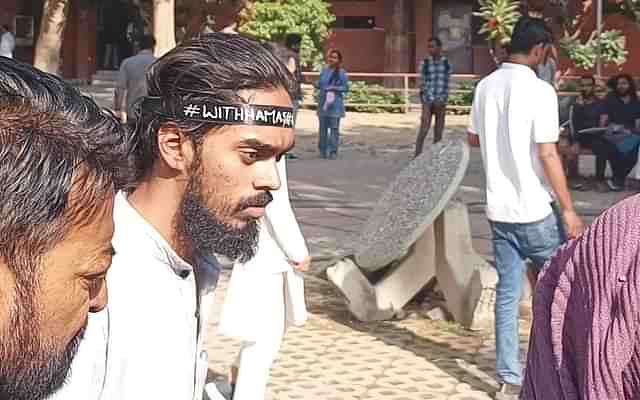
[{"xmin": 157, "ymin": 122, "xmax": 195, "ymax": 173}]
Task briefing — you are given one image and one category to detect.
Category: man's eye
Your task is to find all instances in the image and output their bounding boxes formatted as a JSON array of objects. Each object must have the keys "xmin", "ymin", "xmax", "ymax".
[{"xmin": 243, "ymin": 152, "xmax": 258, "ymax": 161}]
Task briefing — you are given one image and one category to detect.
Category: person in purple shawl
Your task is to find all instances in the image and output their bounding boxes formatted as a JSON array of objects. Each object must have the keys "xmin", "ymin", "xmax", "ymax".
[{"xmin": 522, "ymin": 194, "xmax": 640, "ymax": 399}]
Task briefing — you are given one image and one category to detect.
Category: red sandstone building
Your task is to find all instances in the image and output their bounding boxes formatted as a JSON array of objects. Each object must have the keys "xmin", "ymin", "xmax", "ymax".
[{"xmin": 1, "ymin": 0, "xmax": 639, "ymax": 80}]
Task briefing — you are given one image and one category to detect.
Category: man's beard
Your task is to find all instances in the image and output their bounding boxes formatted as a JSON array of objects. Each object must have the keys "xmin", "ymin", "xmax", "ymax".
[
  {"xmin": 581, "ymin": 89, "xmax": 593, "ymax": 98},
  {"xmin": 617, "ymin": 87, "xmax": 631, "ymax": 97},
  {"xmin": 177, "ymin": 166, "xmax": 271, "ymax": 264},
  {"xmin": 0, "ymin": 287, "xmax": 85, "ymax": 400}
]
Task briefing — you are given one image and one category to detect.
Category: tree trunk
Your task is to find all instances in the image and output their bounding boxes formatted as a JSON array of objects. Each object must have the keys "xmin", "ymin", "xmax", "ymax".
[
  {"xmin": 153, "ymin": 0, "xmax": 176, "ymax": 57},
  {"xmin": 34, "ymin": 0, "xmax": 70, "ymax": 74}
]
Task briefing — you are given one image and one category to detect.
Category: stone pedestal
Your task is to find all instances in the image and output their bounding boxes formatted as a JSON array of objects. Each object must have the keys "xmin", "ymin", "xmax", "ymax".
[
  {"xmin": 328, "ymin": 200, "xmax": 499, "ymax": 330},
  {"xmin": 327, "ymin": 225, "xmax": 437, "ymax": 321},
  {"xmin": 435, "ymin": 201, "xmax": 496, "ymax": 330}
]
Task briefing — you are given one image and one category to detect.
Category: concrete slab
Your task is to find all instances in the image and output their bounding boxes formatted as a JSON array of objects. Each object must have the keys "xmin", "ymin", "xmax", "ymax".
[{"xmin": 435, "ymin": 201, "xmax": 495, "ymax": 330}]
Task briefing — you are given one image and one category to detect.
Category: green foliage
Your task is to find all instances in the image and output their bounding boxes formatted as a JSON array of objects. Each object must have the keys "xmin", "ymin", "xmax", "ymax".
[
  {"xmin": 312, "ymin": 81, "xmax": 403, "ymax": 113},
  {"xmin": 559, "ymin": 80, "xmax": 578, "ymax": 93},
  {"xmin": 560, "ymin": 30, "xmax": 627, "ymax": 70},
  {"xmin": 474, "ymin": 0, "xmax": 521, "ymax": 46},
  {"xmin": 448, "ymin": 81, "xmax": 477, "ymax": 115},
  {"xmin": 239, "ymin": 0, "xmax": 335, "ymax": 69},
  {"xmin": 344, "ymin": 81, "xmax": 404, "ymax": 113},
  {"xmin": 605, "ymin": 0, "xmax": 640, "ymax": 25}
]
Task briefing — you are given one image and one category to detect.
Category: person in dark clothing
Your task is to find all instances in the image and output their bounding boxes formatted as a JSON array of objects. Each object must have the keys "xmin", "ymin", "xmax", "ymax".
[
  {"xmin": 600, "ymin": 74, "xmax": 640, "ymax": 191},
  {"xmin": 568, "ymin": 76, "xmax": 608, "ymax": 191},
  {"xmin": 415, "ymin": 37, "xmax": 452, "ymax": 156}
]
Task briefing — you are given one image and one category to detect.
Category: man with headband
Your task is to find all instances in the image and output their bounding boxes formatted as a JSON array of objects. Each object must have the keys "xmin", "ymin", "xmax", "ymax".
[
  {"xmin": 0, "ymin": 58, "xmax": 131, "ymax": 400},
  {"xmin": 50, "ymin": 33, "xmax": 296, "ymax": 400}
]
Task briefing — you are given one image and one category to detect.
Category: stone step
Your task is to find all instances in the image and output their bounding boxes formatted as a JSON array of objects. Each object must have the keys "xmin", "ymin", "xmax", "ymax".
[
  {"xmin": 91, "ymin": 70, "xmax": 119, "ymax": 85},
  {"xmin": 90, "ymin": 78, "xmax": 117, "ymax": 86}
]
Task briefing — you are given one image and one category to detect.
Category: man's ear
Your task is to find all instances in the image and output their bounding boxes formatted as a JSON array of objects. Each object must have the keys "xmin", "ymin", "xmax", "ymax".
[{"xmin": 157, "ymin": 122, "xmax": 195, "ymax": 173}]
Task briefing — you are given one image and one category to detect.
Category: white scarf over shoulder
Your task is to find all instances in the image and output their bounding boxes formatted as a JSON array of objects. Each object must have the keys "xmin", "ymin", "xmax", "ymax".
[{"xmin": 218, "ymin": 159, "xmax": 308, "ymax": 342}]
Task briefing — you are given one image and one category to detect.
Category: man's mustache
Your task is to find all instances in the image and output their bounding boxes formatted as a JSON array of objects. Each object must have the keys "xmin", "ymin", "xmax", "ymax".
[{"xmin": 238, "ymin": 192, "xmax": 273, "ymax": 210}]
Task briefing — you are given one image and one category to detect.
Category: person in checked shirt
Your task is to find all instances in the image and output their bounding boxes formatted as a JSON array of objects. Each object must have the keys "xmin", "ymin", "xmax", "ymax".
[{"xmin": 415, "ymin": 37, "xmax": 451, "ymax": 156}]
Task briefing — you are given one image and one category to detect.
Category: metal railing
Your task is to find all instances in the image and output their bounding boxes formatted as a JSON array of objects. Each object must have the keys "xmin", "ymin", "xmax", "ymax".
[{"xmin": 300, "ymin": 71, "xmax": 583, "ymax": 113}]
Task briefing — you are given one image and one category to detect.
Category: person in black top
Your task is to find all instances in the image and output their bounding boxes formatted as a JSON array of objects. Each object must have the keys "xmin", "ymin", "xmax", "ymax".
[
  {"xmin": 600, "ymin": 74, "xmax": 640, "ymax": 191},
  {"xmin": 568, "ymin": 76, "xmax": 608, "ymax": 190}
]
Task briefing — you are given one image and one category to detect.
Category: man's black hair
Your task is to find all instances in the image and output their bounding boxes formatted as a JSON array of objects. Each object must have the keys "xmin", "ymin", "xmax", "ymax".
[
  {"xmin": 0, "ymin": 57, "xmax": 133, "ymax": 290},
  {"xmin": 610, "ymin": 73, "xmax": 638, "ymax": 101},
  {"xmin": 131, "ymin": 32, "xmax": 295, "ymax": 183},
  {"xmin": 140, "ymin": 34, "xmax": 156, "ymax": 50},
  {"xmin": 285, "ymin": 33, "xmax": 302, "ymax": 49},
  {"xmin": 428, "ymin": 37, "xmax": 442, "ymax": 47},
  {"xmin": 508, "ymin": 17, "xmax": 552, "ymax": 55}
]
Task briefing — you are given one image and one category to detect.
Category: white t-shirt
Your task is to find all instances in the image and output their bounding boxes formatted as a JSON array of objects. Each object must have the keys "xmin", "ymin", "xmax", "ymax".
[
  {"xmin": 0, "ymin": 31, "xmax": 15, "ymax": 58},
  {"xmin": 468, "ymin": 62, "xmax": 559, "ymax": 223}
]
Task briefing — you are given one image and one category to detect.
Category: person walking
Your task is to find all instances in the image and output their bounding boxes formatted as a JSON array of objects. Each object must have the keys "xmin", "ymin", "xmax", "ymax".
[
  {"xmin": 467, "ymin": 17, "xmax": 584, "ymax": 400},
  {"xmin": 219, "ymin": 158, "xmax": 311, "ymax": 400},
  {"xmin": 317, "ymin": 49, "xmax": 349, "ymax": 159},
  {"xmin": 0, "ymin": 24, "xmax": 15, "ymax": 59},
  {"xmin": 415, "ymin": 37, "xmax": 451, "ymax": 156},
  {"xmin": 114, "ymin": 35, "xmax": 156, "ymax": 124}
]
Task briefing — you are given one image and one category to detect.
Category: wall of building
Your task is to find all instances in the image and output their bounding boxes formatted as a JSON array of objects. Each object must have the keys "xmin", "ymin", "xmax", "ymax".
[
  {"xmin": 327, "ymin": 0, "xmax": 387, "ymax": 73},
  {"xmin": 326, "ymin": 28, "xmax": 385, "ymax": 73},
  {"xmin": 328, "ymin": 0, "xmax": 640, "ymax": 78},
  {"xmin": 60, "ymin": 4, "xmax": 97, "ymax": 80}
]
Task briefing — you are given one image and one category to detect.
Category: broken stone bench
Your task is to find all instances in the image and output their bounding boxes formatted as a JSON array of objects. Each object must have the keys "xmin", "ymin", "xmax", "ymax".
[{"xmin": 326, "ymin": 139, "xmax": 533, "ymax": 330}]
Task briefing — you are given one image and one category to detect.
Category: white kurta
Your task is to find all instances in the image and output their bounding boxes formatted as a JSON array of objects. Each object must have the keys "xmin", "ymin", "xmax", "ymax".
[
  {"xmin": 217, "ymin": 159, "xmax": 309, "ymax": 342},
  {"xmin": 49, "ymin": 192, "xmax": 219, "ymax": 400}
]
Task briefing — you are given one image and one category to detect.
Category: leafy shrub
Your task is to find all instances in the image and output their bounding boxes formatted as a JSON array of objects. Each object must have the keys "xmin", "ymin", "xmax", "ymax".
[
  {"xmin": 311, "ymin": 81, "xmax": 404, "ymax": 113},
  {"xmin": 239, "ymin": 0, "xmax": 335, "ymax": 69},
  {"xmin": 345, "ymin": 81, "xmax": 404, "ymax": 113},
  {"xmin": 559, "ymin": 30, "xmax": 627, "ymax": 71},
  {"xmin": 447, "ymin": 81, "xmax": 477, "ymax": 115}
]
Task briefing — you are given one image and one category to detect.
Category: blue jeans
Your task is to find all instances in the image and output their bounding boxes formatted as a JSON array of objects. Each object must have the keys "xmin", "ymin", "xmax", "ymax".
[
  {"xmin": 318, "ymin": 116, "xmax": 340, "ymax": 158},
  {"xmin": 489, "ymin": 205, "xmax": 566, "ymax": 386}
]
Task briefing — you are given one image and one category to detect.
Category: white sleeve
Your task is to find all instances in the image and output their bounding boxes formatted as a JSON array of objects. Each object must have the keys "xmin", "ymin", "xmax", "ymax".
[
  {"xmin": 264, "ymin": 158, "xmax": 309, "ymax": 263},
  {"xmin": 533, "ymin": 84, "xmax": 560, "ymax": 143},
  {"xmin": 468, "ymin": 84, "xmax": 482, "ymax": 135}
]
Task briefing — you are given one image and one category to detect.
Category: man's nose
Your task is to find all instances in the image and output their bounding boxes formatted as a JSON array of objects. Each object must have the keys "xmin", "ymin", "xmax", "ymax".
[{"xmin": 254, "ymin": 160, "xmax": 281, "ymax": 192}]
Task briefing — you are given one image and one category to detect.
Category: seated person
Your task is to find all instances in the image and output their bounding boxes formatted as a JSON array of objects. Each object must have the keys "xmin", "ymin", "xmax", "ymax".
[
  {"xmin": 600, "ymin": 74, "xmax": 640, "ymax": 191},
  {"xmin": 568, "ymin": 76, "xmax": 607, "ymax": 190}
]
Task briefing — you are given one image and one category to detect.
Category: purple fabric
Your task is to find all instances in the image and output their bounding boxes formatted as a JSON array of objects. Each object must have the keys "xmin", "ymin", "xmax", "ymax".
[{"xmin": 522, "ymin": 195, "xmax": 640, "ymax": 399}]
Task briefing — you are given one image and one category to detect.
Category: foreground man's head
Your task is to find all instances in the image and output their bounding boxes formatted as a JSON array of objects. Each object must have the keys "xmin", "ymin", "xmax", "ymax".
[
  {"xmin": 132, "ymin": 33, "xmax": 296, "ymax": 263},
  {"xmin": 0, "ymin": 58, "xmax": 130, "ymax": 400}
]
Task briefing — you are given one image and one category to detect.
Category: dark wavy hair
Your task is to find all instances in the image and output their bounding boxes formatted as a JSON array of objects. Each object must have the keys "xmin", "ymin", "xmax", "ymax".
[
  {"xmin": 609, "ymin": 73, "xmax": 638, "ymax": 101},
  {"xmin": 0, "ymin": 57, "xmax": 133, "ymax": 290},
  {"xmin": 131, "ymin": 32, "xmax": 296, "ymax": 183}
]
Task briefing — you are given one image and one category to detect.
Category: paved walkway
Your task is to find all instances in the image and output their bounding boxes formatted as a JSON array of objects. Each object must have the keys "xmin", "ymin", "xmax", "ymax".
[{"xmin": 79, "ymin": 83, "xmax": 637, "ymax": 399}]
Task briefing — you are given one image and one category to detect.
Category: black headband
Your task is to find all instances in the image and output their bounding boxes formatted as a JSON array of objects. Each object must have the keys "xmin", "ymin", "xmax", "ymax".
[{"xmin": 140, "ymin": 97, "xmax": 295, "ymax": 129}]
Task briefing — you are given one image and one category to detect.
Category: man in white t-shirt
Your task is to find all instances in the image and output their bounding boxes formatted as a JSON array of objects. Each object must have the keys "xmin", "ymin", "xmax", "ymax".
[
  {"xmin": 467, "ymin": 17, "xmax": 584, "ymax": 400},
  {"xmin": 0, "ymin": 24, "xmax": 16, "ymax": 59}
]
